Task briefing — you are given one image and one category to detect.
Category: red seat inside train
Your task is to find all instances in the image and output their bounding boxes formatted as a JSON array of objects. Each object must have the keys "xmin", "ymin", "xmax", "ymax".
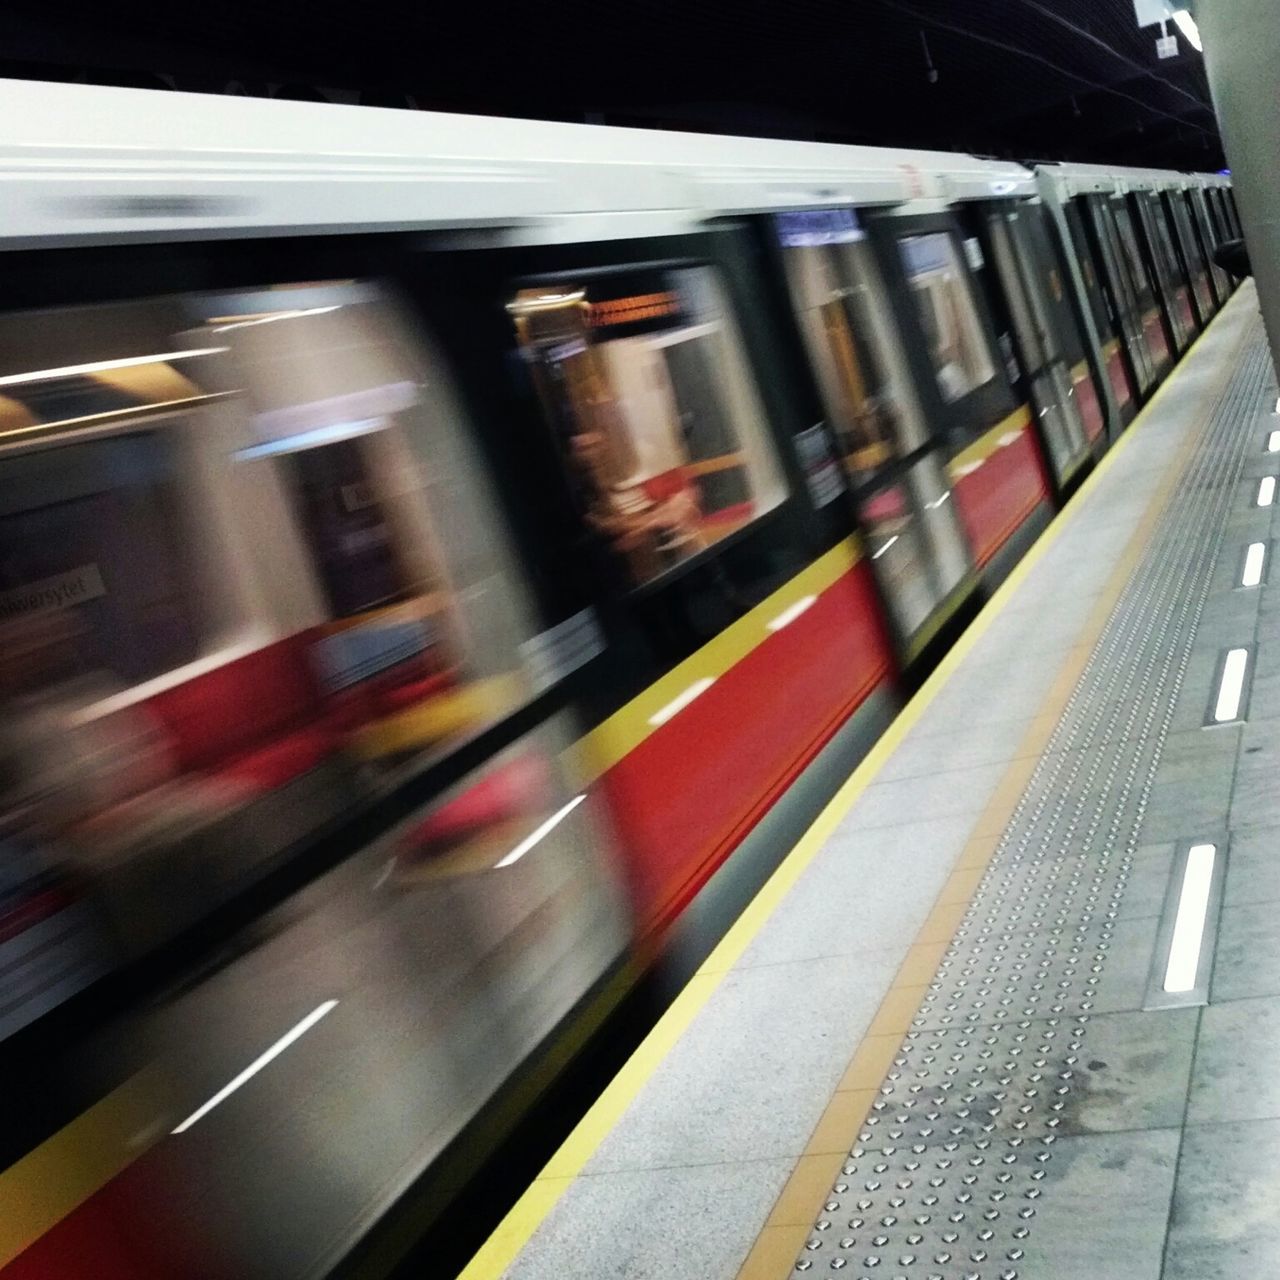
[
  {"xmin": 146, "ymin": 635, "xmax": 338, "ymax": 793},
  {"xmin": 144, "ymin": 634, "xmax": 455, "ymax": 794}
]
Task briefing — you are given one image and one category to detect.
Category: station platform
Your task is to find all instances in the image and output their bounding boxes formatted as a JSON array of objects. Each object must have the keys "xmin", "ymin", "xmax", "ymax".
[{"xmin": 460, "ymin": 280, "xmax": 1280, "ymax": 1280}]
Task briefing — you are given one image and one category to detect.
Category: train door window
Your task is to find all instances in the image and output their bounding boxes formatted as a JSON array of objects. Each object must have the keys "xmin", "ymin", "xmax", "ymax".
[
  {"xmin": 1062, "ymin": 205, "xmax": 1111, "ymax": 342},
  {"xmin": 984, "ymin": 209, "xmax": 1088, "ymax": 482},
  {"xmin": 1224, "ymin": 188, "xmax": 1243, "ymax": 240},
  {"xmin": 1137, "ymin": 194, "xmax": 1192, "ymax": 350},
  {"xmin": 1087, "ymin": 197, "xmax": 1155, "ymax": 394},
  {"xmin": 1063, "ymin": 201, "xmax": 1136, "ymax": 421},
  {"xmin": 1112, "ymin": 201, "xmax": 1156, "ymax": 312},
  {"xmin": 1168, "ymin": 193, "xmax": 1214, "ymax": 322},
  {"xmin": 857, "ymin": 452, "xmax": 970, "ymax": 643},
  {"xmin": 0, "ymin": 431, "xmax": 204, "ymax": 687},
  {"xmin": 508, "ymin": 266, "xmax": 786, "ymax": 591},
  {"xmin": 1193, "ymin": 191, "xmax": 1232, "ymax": 301},
  {"xmin": 1207, "ymin": 187, "xmax": 1231, "ymax": 243},
  {"xmin": 896, "ymin": 233, "xmax": 997, "ymax": 404},
  {"xmin": 772, "ymin": 209, "xmax": 929, "ymax": 482},
  {"xmin": 204, "ymin": 282, "xmax": 546, "ymax": 766},
  {"xmin": 1111, "ymin": 198, "xmax": 1171, "ymax": 375}
]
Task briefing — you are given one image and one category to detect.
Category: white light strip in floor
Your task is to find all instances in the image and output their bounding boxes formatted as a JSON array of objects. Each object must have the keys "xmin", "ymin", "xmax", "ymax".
[
  {"xmin": 647, "ymin": 677, "xmax": 715, "ymax": 727},
  {"xmin": 1258, "ymin": 476, "xmax": 1276, "ymax": 507},
  {"xmin": 1242, "ymin": 542, "xmax": 1267, "ymax": 588},
  {"xmin": 493, "ymin": 794, "xmax": 587, "ymax": 868},
  {"xmin": 1163, "ymin": 843, "xmax": 1217, "ymax": 993},
  {"xmin": 1213, "ymin": 648, "xmax": 1250, "ymax": 723},
  {"xmin": 1268, "ymin": 430, "xmax": 1280, "ymax": 453},
  {"xmin": 171, "ymin": 1000, "xmax": 339, "ymax": 1134},
  {"xmin": 871, "ymin": 535, "xmax": 899, "ymax": 560},
  {"xmin": 766, "ymin": 594, "xmax": 817, "ymax": 633}
]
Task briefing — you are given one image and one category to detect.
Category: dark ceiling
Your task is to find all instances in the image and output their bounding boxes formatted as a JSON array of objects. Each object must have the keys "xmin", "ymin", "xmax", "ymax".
[{"xmin": 0, "ymin": 0, "xmax": 1225, "ymax": 172}]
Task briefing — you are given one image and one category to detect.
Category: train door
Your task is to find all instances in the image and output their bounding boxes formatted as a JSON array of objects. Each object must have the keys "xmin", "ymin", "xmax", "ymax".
[
  {"xmin": 768, "ymin": 208, "xmax": 975, "ymax": 661},
  {"xmin": 1164, "ymin": 190, "xmax": 1215, "ymax": 328},
  {"xmin": 979, "ymin": 202, "xmax": 1092, "ymax": 485},
  {"xmin": 431, "ymin": 223, "xmax": 902, "ymax": 941},
  {"xmin": 1062, "ymin": 199, "xmax": 1137, "ymax": 428},
  {"xmin": 868, "ymin": 209, "xmax": 1053, "ymax": 579},
  {"xmin": 1189, "ymin": 189, "xmax": 1232, "ymax": 304},
  {"xmin": 1131, "ymin": 191, "xmax": 1194, "ymax": 354},
  {"xmin": 1112, "ymin": 196, "xmax": 1174, "ymax": 378},
  {"xmin": 1207, "ymin": 188, "xmax": 1242, "ymax": 285},
  {"xmin": 1080, "ymin": 194, "xmax": 1158, "ymax": 399},
  {"xmin": 1218, "ymin": 187, "xmax": 1242, "ymax": 240}
]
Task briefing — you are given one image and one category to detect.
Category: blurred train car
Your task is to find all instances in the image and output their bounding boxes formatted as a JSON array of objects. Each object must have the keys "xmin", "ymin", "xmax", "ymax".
[{"xmin": 0, "ymin": 79, "xmax": 1236, "ymax": 1280}]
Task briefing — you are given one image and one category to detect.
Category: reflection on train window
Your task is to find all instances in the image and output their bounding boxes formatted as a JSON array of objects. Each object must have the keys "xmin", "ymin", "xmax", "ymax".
[
  {"xmin": 1111, "ymin": 203, "xmax": 1153, "ymax": 305},
  {"xmin": 1145, "ymin": 202, "xmax": 1180, "ymax": 292},
  {"xmin": 0, "ymin": 433, "xmax": 202, "ymax": 686},
  {"xmin": 209, "ymin": 284, "xmax": 542, "ymax": 763},
  {"xmin": 508, "ymin": 267, "xmax": 785, "ymax": 589},
  {"xmin": 0, "ymin": 285, "xmax": 547, "ymax": 979},
  {"xmin": 859, "ymin": 453, "xmax": 969, "ymax": 641},
  {"xmin": 775, "ymin": 210, "xmax": 928, "ymax": 479},
  {"xmin": 897, "ymin": 233, "xmax": 996, "ymax": 404}
]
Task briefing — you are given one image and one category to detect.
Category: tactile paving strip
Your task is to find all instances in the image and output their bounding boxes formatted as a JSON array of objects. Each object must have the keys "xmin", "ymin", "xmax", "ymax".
[{"xmin": 790, "ymin": 318, "xmax": 1272, "ymax": 1279}]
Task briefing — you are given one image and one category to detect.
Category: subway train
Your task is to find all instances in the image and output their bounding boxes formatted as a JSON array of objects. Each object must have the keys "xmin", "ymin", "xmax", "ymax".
[{"xmin": 0, "ymin": 79, "xmax": 1238, "ymax": 1279}]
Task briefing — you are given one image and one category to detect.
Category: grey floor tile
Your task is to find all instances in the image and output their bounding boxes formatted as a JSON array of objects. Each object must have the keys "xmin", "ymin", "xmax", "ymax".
[
  {"xmin": 1240, "ymin": 639, "xmax": 1280, "ymax": 726},
  {"xmin": 1223, "ymin": 826, "xmax": 1280, "ymax": 907},
  {"xmin": 873, "ymin": 719, "xmax": 1033, "ymax": 783},
  {"xmin": 1211, "ymin": 901, "xmax": 1280, "ymax": 1002},
  {"xmin": 1189, "ymin": 995, "xmax": 1280, "ymax": 1125},
  {"xmin": 585, "ymin": 948, "xmax": 899, "ymax": 1173},
  {"xmin": 995, "ymin": 1128, "xmax": 1181, "ymax": 1280},
  {"xmin": 909, "ymin": 667, "xmax": 1059, "ymax": 741},
  {"xmin": 505, "ymin": 1158, "xmax": 794, "ymax": 1280},
  {"xmin": 1115, "ymin": 842, "xmax": 1180, "ymax": 920},
  {"xmin": 1169, "ymin": 651, "xmax": 1239, "ymax": 734},
  {"xmin": 1179, "ymin": 590, "xmax": 1260, "ymax": 651},
  {"xmin": 1229, "ymin": 724, "xmax": 1280, "ymax": 830},
  {"xmin": 843, "ymin": 760, "xmax": 1009, "ymax": 831},
  {"xmin": 1165, "ymin": 1117, "xmax": 1280, "ymax": 1280},
  {"xmin": 735, "ymin": 815, "xmax": 970, "ymax": 969},
  {"xmin": 1142, "ymin": 763, "xmax": 1236, "ymax": 844},
  {"xmin": 875, "ymin": 1008, "xmax": 1195, "ymax": 1144}
]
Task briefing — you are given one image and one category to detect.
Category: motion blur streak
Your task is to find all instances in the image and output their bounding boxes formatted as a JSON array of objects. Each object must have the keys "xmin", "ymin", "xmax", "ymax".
[
  {"xmin": 493, "ymin": 795, "xmax": 587, "ymax": 868},
  {"xmin": 172, "ymin": 1001, "xmax": 339, "ymax": 1133}
]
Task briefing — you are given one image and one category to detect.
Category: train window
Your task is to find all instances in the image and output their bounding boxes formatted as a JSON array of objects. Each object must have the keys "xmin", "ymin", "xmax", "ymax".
[
  {"xmin": 859, "ymin": 453, "xmax": 970, "ymax": 641},
  {"xmin": 204, "ymin": 284, "xmax": 543, "ymax": 752},
  {"xmin": 1111, "ymin": 203, "xmax": 1154, "ymax": 308},
  {"xmin": 508, "ymin": 266, "xmax": 786, "ymax": 590},
  {"xmin": 0, "ymin": 431, "xmax": 203, "ymax": 686},
  {"xmin": 773, "ymin": 210, "xmax": 929, "ymax": 480},
  {"xmin": 897, "ymin": 233, "xmax": 997, "ymax": 404}
]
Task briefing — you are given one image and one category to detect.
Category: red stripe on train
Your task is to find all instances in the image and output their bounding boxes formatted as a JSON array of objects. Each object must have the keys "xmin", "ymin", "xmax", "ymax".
[
  {"xmin": 951, "ymin": 427, "xmax": 1052, "ymax": 569},
  {"xmin": 599, "ymin": 561, "xmax": 893, "ymax": 938}
]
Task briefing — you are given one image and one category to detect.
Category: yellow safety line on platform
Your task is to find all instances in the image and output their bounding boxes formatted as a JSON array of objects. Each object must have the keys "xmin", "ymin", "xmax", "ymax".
[{"xmin": 459, "ymin": 286, "xmax": 1253, "ymax": 1280}]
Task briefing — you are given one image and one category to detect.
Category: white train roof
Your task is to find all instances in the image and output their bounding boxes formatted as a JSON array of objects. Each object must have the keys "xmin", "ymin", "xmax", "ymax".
[
  {"xmin": 0, "ymin": 78, "xmax": 1037, "ymax": 248},
  {"xmin": 1036, "ymin": 160, "xmax": 1229, "ymax": 198}
]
